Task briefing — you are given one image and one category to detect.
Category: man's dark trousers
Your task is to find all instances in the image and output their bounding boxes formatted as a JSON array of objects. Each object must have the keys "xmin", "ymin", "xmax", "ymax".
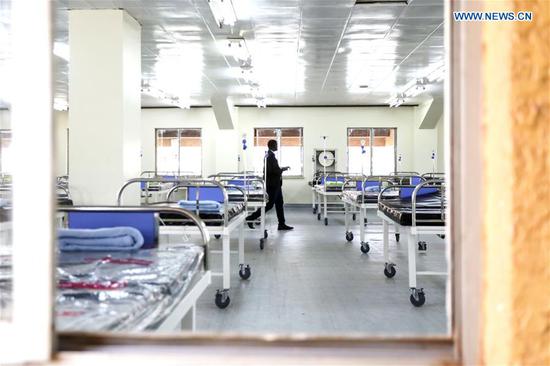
[{"xmin": 248, "ymin": 186, "xmax": 285, "ymax": 225}]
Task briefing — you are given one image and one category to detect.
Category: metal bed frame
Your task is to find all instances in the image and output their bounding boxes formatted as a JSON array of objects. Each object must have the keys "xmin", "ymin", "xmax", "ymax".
[
  {"xmin": 57, "ymin": 205, "xmax": 212, "ymax": 331},
  {"xmin": 117, "ymin": 177, "xmax": 249, "ymax": 309},
  {"xmin": 312, "ymin": 171, "xmax": 362, "ymax": 226},
  {"xmin": 310, "ymin": 170, "xmax": 344, "ymax": 216},
  {"xmin": 341, "ymin": 175, "xmax": 398, "ymax": 254},
  {"xmin": 209, "ymin": 173, "xmax": 269, "ymax": 250},
  {"xmin": 422, "ymin": 172, "xmax": 446, "ymax": 180},
  {"xmin": 377, "ymin": 180, "xmax": 447, "ymax": 307}
]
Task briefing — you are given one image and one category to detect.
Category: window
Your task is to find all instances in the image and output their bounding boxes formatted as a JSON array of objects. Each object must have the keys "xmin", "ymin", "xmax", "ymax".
[
  {"xmin": 155, "ymin": 128, "xmax": 202, "ymax": 176},
  {"xmin": 347, "ymin": 128, "xmax": 396, "ymax": 175},
  {"xmin": 253, "ymin": 127, "xmax": 303, "ymax": 177}
]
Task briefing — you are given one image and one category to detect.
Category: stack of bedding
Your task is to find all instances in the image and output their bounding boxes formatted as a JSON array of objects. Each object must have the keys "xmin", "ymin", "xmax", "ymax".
[{"xmin": 56, "ymin": 244, "xmax": 203, "ymax": 331}]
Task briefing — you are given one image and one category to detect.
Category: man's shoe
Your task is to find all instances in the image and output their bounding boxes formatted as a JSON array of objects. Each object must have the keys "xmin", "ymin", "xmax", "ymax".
[
  {"xmin": 278, "ymin": 224, "xmax": 294, "ymax": 231},
  {"xmin": 247, "ymin": 222, "xmax": 255, "ymax": 229}
]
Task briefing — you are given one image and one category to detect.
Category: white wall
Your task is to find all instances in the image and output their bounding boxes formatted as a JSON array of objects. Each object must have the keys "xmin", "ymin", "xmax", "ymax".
[
  {"xmin": 0, "ymin": 109, "xmax": 10, "ymax": 129},
  {"xmin": 54, "ymin": 111, "xmax": 69, "ymax": 177},
  {"xmin": 141, "ymin": 106, "xmax": 417, "ymax": 204},
  {"xmin": 56, "ymin": 105, "xmax": 445, "ymax": 204},
  {"xmin": 413, "ymin": 107, "xmax": 440, "ymax": 174},
  {"xmin": 68, "ymin": 10, "xmax": 141, "ymax": 205}
]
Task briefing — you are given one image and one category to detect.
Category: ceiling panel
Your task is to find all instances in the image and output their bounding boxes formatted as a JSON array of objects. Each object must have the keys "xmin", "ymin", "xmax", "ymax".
[{"xmin": 46, "ymin": 0, "xmax": 446, "ymax": 107}]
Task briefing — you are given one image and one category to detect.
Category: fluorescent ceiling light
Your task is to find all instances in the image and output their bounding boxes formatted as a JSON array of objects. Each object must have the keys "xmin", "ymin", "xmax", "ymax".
[
  {"xmin": 208, "ymin": 0, "xmax": 237, "ymax": 28},
  {"xmin": 427, "ymin": 65, "xmax": 445, "ymax": 82},
  {"xmin": 224, "ymin": 38, "xmax": 250, "ymax": 63},
  {"xmin": 142, "ymin": 84, "xmax": 191, "ymax": 109},
  {"xmin": 53, "ymin": 42, "xmax": 69, "ymax": 61},
  {"xmin": 386, "ymin": 93, "xmax": 405, "ymax": 108}
]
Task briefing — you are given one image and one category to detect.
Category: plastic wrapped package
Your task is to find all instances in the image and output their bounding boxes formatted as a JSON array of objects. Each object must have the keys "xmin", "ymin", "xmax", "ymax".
[{"xmin": 56, "ymin": 244, "xmax": 203, "ymax": 332}]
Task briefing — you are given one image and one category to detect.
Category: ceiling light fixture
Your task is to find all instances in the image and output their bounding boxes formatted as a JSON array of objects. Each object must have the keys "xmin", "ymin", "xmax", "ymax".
[
  {"xmin": 142, "ymin": 84, "xmax": 191, "ymax": 110},
  {"xmin": 387, "ymin": 93, "xmax": 405, "ymax": 108},
  {"xmin": 426, "ymin": 64, "xmax": 445, "ymax": 82},
  {"xmin": 207, "ymin": 0, "xmax": 238, "ymax": 28},
  {"xmin": 225, "ymin": 38, "xmax": 251, "ymax": 63}
]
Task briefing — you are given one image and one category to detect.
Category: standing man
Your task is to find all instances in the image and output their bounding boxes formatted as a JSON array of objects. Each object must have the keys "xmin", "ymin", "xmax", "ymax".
[{"xmin": 246, "ymin": 139, "xmax": 293, "ymax": 230}]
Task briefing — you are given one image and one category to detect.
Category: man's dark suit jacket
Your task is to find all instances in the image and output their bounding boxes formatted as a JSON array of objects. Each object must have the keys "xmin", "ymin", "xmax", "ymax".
[{"xmin": 264, "ymin": 150, "xmax": 283, "ymax": 190}]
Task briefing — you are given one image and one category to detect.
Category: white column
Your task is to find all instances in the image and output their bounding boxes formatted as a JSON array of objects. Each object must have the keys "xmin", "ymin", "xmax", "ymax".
[{"xmin": 68, "ymin": 10, "xmax": 141, "ymax": 205}]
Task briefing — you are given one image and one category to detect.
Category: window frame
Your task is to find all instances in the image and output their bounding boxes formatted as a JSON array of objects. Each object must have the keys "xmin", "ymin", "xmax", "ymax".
[
  {"xmin": 253, "ymin": 127, "xmax": 304, "ymax": 178},
  {"xmin": 154, "ymin": 127, "xmax": 203, "ymax": 177},
  {"xmin": 346, "ymin": 127, "xmax": 398, "ymax": 176},
  {"xmin": 4, "ymin": 0, "xmax": 487, "ymax": 364}
]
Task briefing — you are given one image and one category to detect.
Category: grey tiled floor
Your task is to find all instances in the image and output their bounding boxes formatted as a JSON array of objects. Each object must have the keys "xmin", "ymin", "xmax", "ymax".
[{"xmin": 196, "ymin": 207, "xmax": 449, "ymax": 336}]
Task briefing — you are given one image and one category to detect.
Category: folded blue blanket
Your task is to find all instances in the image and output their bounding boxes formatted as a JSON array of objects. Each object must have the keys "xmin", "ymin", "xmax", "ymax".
[
  {"xmin": 178, "ymin": 199, "xmax": 222, "ymax": 213},
  {"xmin": 58, "ymin": 227, "xmax": 144, "ymax": 252},
  {"xmin": 364, "ymin": 185, "xmax": 380, "ymax": 193}
]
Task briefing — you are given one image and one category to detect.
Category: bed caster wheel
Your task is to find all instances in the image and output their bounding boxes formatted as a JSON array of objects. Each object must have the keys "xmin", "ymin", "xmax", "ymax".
[
  {"xmin": 345, "ymin": 231, "xmax": 354, "ymax": 242},
  {"xmin": 418, "ymin": 241, "xmax": 427, "ymax": 251},
  {"xmin": 317, "ymin": 213, "xmax": 321, "ymax": 221},
  {"xmin": 437, "ymin": 234, "xmax": 445, "ymax": 239},
  {"xmin": 364, "ymin": 217, "xmax": 368, "ymax": 225},
  {"xmin": 259, "ymin": 239, "xmax": 264, "ymax": 250},
  {"xmin": 409, "ymin": 289, "xmax": 426, "ymax": 307},
  {"xmin": 324, "ymin": 218, "xmax": 328, "ymax": 226},
  {"xmin": 395, "ymin": 233, "xmax": 400, "ymax": 242},
  {"xmin": 215, "ymin": 290, "xmax": 230, "ymax": 309},
  {"xmin": 383, "ymin": 263, "xmax": 396, "ymax": 278},
  {"xmin": 239, "ymin": 264, "xmax": 251, "ymax": 280},
  {"xmin": 352, "ymin": 214, "xmax": 356, "ymax": 221},
  {"xmin": 264, "ymin": 230, "xmax": 268, "ymax": 239},
  {"xmin": 313, "ymin": 207, "xmax": 317, "ymax": 214},
  {"xmin": 214, "ymin": 234, "xmax": 221, "ymax": 239},
  {"xmin": 360, "ymin": 242, "xmax": 370, "ymax": 254}
]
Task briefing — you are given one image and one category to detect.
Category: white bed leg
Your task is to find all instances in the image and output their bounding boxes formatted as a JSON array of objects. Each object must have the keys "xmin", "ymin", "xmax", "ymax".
[
  {"xmin": 395, "ymin": 223, "xmax": 400, "ymax": 237},
  {"xmin": 238, "ymin": 221, "xmax": 245, "ymax": 265},
  {"xmin": 344, "ymin": 202, "xmax": 349, "ymax": 232},
  {"xmin": 260, "ymin": 205, "xmax": 266, "ymax": 237},
  {"xmin": 323, "ymin": 193, "xmax": 327, "ymax": 220},
  {"xmin": 181, "ymin": 305, "xmax": 196, "ymax": 331},
  {"xmin": 407, "ymin": 230, "xmax": 417, "ymax": 289},
  {"xmin": 383, "ymin": 220, "xmax": 389, "ymax": 262},
  {"xmin": 360, "ymin": 205, "xmax": 366, "ymax": 243},
  {"xmin": 222, "ymin": 234, "xmax": 230, "ymax": 290},
  {"xmin": 312, "ymin": 189, "xmax": 315, "ymax": 209}
]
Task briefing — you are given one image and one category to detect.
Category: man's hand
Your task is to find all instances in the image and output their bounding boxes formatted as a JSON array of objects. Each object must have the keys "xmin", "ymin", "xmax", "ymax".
[{"xmin": 282, "ymin": 166, "xmax": 291, "ymax": 172}]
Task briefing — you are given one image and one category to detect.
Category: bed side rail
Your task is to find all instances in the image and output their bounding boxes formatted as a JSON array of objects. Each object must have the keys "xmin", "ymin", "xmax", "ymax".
[{"xmin": 57, "ymin": 205, "xmax": 211, "ymax": 270}]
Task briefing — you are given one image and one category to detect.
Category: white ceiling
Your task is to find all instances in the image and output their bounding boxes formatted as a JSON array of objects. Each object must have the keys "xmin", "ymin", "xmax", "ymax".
[{"xmin": 49, "ymin": 0, "xmax": 442, "ymax": 107}]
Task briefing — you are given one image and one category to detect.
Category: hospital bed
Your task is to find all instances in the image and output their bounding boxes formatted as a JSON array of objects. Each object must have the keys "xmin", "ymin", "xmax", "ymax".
[
  {"xmin": 118, "ymin": 178, "xmax": 249, "ymax": 309},
  {"xmin": 34, "ymin": 206, "xmax": 209, "ymax": 332},
  {"xmin": 309, "ymin": 171, "xmax": 345, "ymax": 216},
  {"xmin": 377, "ymin": 179, "xmax": 447, "ymax": 307},
  {"xmin": 312, "ymin": 172, "xmax": 361, "ymax": 225},
  {"xmin": 341, "ymin": 175, "xmax": 398, "ymax": 253},
  {"xmin": 388, "ymin": 171, "xmax": 422, "ymax": 185},
  {"xmin": 422, "ymin": 172, "xmax": 446, "ymax": 180},
  {"xmin": 210, "ymin": 173, "xmax": 269, "ymax": 250},
  {"xmin": 138, "ymin": 171, "xmax": 197, "ymax": 204}
]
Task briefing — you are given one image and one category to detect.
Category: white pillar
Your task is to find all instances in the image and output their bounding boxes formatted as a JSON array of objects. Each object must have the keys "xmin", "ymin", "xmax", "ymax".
[{"xmin": 68, "ymin": 10, "xmax": 141, "ymax": 205}]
